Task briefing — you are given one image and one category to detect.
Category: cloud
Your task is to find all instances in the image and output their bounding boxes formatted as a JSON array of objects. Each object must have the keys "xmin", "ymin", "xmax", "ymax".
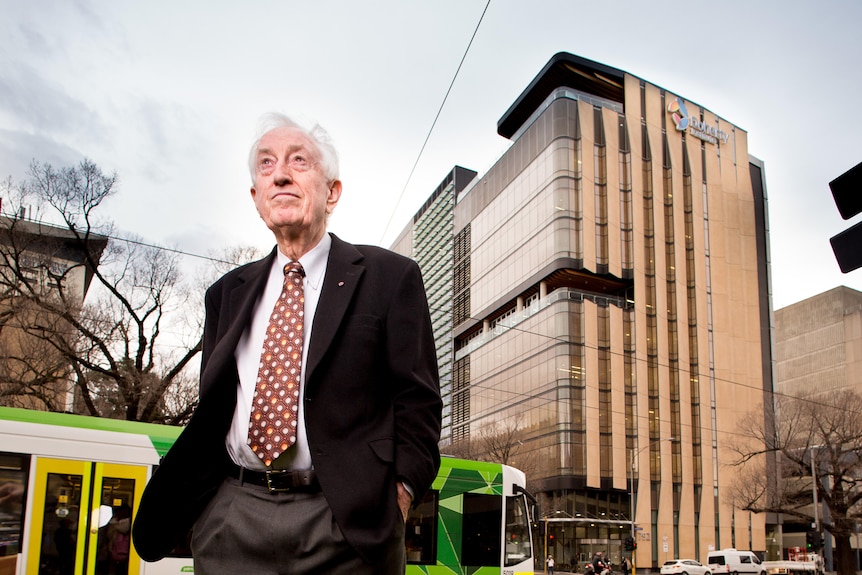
[
  {"xmin": 0, "ymin": 128, "xmax": 85, "ymax": 182},
  {"xmin": 0, "ymin": 62, "xmax": 109, "ymax": 147}
]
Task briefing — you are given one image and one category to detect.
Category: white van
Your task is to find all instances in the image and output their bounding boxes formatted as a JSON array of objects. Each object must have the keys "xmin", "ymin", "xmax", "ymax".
[{"xmin": 707, "ymin": 549, "xmax": 766, "ymax": 575}]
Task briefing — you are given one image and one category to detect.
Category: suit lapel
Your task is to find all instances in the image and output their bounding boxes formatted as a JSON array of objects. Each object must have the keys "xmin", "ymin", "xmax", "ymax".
[
  {"xmin": 203, "ymin": 249, "xmax": 276, "ymax": 383},
  {"xmin": 202, "ymin": 238, "xmax": 363, "ymax": 393},
  {"xmin": 305, "ymin": 234, "xmax": 364, "ymax": 381}
]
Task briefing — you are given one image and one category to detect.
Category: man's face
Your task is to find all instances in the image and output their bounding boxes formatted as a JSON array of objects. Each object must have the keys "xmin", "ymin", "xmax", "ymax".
[{"xmin": 250, "ymin": 126, "xmax": 341, "ymax": 242}]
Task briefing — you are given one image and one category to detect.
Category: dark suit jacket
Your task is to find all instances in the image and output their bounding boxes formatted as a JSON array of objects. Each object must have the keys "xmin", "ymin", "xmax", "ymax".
[{"xmin": 132, "ymin": 234, "xmax": 442, "ymax": 564}]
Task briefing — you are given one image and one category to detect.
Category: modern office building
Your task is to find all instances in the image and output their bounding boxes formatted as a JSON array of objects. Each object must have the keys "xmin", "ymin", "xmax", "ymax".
[
  {"xmin": 391, "ymin": 166, "xmax": 477, "ymax": 442},
  {"xmin": 394, "ymin": 52, "xmax": 773, "ymax": 570}
]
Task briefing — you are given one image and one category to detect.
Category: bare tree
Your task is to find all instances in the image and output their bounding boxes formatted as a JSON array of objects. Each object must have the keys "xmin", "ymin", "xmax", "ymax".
[
  {"xmin": 441, "ymin": 414, "xmax": 541, "ymax": 488},
  {"xmin": 0, "ymin": 159, "xmax": 205, "ymax": 423},
  {"xmin": 729, "ymin": 390, "xmax": 862, "ymax": 575},
  {"xmin": 478, "ymin": 415, "xmax": 526, "ymax": 465},
  {"xmin": 442, "ymin": 434, "xmax": 481, "ymax": 461}
]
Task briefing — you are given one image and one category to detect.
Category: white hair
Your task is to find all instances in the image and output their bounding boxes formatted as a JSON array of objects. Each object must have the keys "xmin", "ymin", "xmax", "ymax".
[{"xmin": 247, "ymin": 112, "xmax": 340, "ymax": 183}]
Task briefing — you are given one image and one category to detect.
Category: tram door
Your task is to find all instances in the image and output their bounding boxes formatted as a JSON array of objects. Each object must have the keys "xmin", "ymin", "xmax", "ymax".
[{"xmin": 26, "ymin": 458, "xmax": 148, "ymax": 575}]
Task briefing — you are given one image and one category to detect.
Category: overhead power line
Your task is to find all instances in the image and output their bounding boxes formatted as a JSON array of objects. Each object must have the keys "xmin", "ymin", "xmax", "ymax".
[
  {"xmin": 116, "ymin": 234, "xmax": 234, "ymax": 265},
  {"xmin": 0, "ymin": 209, "xmax": 237, "ymax": 266},
  {"xmin": 378, "ymin": 0, "xmax": 492, "ymax": 244}
]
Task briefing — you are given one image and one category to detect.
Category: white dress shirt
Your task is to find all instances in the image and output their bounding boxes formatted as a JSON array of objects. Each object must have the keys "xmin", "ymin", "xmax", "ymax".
[{"xmin": 226, "ymin": 233, "xmax": 330, "ymax": 471}]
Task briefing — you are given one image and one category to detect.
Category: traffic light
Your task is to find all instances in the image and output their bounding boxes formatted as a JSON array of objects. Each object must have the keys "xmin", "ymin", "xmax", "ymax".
[
  {"xmin": 548, "ymin": 533, "xmax": 555, "ymax": 545},
  {"xmin": 829, "ymin": 161, "xmax": 862, "ymax": 273},
  {"xmin": 624, "ymin": 536, "xmax": 637, "ymax": 550},
  {"xmin": 806, "ymin": 530, "xmax": 822, "ymax": 550}
]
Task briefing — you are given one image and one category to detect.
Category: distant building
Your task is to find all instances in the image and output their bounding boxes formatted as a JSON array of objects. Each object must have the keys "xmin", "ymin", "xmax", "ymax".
[
  {"xmin": 773, "ymin": 286, "xmax": 862, "ymax": 565},
  {"xmin": 0, "ymin": 213, "xmax": 107, "ymax": 411},
  {"xmin": 774, "ymin": 286, "xmax": 862, "ymax": 400},
  {"xmin": 394, "ymin": 53, "xmax": 773, "ymax": 568}
]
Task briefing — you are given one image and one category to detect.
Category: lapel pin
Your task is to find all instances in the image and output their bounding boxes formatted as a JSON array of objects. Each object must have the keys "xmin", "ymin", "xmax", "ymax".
[{"xmin": 338, "ymin": 281, "xmax": 345, "ymax": 287}]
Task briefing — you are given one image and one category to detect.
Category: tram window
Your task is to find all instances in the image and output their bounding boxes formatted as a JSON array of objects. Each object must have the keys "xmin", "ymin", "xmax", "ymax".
[
  {"xmin": 0, "ymin": 453, "xmax": 28, "ymax": 566},
  {"xmin": 462, "ymin": 493, "xmax": 502, "ymax": 566},
  {"xmin": 405, "ymin": 489, "xmax": 437, "ymax": 564},
  {"xmin": 97, "ymin": 477, "xmax": 135, "ymax": 574},
  {"xmin": 40, "ymin": 472, "xmax": 83, "ymax": 575}
]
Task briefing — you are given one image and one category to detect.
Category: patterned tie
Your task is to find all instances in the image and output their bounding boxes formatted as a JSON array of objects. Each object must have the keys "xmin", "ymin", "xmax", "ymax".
[{"xmin": 247, "ymin": 261, "xmax": 305, "ymax": 467}]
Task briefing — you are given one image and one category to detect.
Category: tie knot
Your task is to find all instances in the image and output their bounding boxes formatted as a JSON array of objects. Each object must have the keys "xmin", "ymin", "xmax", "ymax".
[{"xmin": 285, "ymin": 262, "xmax": 305, "ymax": 277}]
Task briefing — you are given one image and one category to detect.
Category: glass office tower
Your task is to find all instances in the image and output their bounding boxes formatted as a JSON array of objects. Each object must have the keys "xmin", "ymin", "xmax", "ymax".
[{"xmin": 395, "ymin": 53, "xmax": 773, "ymax": 570}]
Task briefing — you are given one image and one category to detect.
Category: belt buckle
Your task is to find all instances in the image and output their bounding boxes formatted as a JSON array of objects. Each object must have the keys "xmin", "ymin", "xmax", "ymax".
[{"xmin": 265, "ymin": 469, "xmax": 291, "ymax": 493}]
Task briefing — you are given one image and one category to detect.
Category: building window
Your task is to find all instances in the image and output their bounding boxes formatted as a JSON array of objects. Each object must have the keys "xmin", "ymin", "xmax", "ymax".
[
  {"xmin": 619, "ymin": 114, "xmax": 634, "ymax": 276},
  {"xmin": 453, "ymin": 225, "xmax": 471, "ymax": 326},
  {"xmin": 594, "ymin": 108, "xmax": 609, "ymax": 272},
  {"xmin": 452, "ymin": 357, "xmax": 470, "ymax": 441},
  {"xmin": 598, "ymin": 305, "xmax": 612, "ymax": 477}
]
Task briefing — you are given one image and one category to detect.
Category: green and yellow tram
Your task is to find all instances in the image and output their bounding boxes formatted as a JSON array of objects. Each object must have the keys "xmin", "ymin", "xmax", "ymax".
[{"xmin": 0, "ymin": 406, "xmax": 534, "ymax": 574}]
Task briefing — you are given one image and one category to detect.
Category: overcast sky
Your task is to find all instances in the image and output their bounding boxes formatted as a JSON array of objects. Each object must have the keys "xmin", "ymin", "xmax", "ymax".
[{"xmin": 1, "ymin": 0, "xmax": 860, "ymax": 310}]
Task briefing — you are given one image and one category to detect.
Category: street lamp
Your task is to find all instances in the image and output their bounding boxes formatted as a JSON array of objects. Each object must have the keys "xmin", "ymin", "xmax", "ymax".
[{"xmin": 630, "ymin": 437, "xmax": 675, "ymax": 574}]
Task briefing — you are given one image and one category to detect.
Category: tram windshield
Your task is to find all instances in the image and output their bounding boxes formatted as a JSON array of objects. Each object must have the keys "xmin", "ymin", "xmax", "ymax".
[{"xmin": 505, "ymin": 493, "xmax": 532, "ymax": 567}]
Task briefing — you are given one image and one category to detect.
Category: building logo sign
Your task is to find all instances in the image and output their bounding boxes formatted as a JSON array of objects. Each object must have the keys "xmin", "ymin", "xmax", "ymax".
[{"xmin": 667, "ymin": 97, "xmax": 729, "ymax": 145}]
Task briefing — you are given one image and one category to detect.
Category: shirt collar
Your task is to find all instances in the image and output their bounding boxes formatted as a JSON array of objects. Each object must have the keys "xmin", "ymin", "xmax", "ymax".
[{"xmin": 275, "ymin": 233, "xmax": 331, "ymax": 292}]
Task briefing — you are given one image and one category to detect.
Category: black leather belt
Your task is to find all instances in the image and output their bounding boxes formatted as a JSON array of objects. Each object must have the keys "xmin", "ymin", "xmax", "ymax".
[{"xmin": 228, "ymin": 464, "xmax": 320, "ymax": 494}]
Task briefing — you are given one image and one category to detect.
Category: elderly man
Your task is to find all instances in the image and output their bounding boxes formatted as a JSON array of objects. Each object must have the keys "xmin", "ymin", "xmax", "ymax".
[{"xmin": 133, "ymin": 113, "xmax": 442, "ymax": 575}]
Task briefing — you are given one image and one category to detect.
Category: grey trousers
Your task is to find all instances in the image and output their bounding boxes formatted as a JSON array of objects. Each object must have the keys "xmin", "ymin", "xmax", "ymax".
[{"xmin": 191, "ymin": 477, "xmax": 405, "ymax": 575}]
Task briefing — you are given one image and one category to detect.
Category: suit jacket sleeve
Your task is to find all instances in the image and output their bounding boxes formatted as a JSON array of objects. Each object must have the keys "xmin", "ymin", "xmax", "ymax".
[
  {"xmin": 132, "ymin": 272, "xmax": 247, "ymax": 561},
  {"xmin": 387, "ymin": 258, "xmax": 442, "ymax": 500}
]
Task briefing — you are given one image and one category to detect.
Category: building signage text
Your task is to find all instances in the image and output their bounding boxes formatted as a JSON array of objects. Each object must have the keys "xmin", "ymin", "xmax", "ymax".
[{"xmin": 667, "ymin": 97, "xmax": 730, "ymax": 145}]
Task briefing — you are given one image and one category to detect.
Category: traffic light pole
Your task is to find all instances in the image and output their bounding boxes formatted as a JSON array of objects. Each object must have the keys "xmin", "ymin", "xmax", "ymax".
[
  {"xmin": 544, "ymin": 515, "xmax": 548, "ymax": 575},
  {"xmin": 630, "ymin": 448, "xmax": 636, "ymax": 575},
  {"xmin": 811, "ymin": 446, "xmax": 820, "ymax": 533},
  {"xmin": 631, "ymin": 447, "xmax": 639, "ymax": 575}
]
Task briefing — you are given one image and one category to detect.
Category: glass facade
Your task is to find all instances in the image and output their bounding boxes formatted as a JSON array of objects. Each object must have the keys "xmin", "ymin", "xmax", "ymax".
[
  {"xmin": 407, "ymin": 167, "xmax": 476, "ymax": 445},
  {"xmin": 395, "ymin": 53, "xmax": 771, "ymax": 570}
]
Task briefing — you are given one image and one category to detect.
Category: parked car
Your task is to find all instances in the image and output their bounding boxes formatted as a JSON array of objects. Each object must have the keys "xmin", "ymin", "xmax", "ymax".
[
  {"xmin": 707, "ymin": 549, "xmax": 767, "ymax": 575},
  {"xmin": 661, "ymin": 559, "xmax": 712, "ymax": 575}
]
